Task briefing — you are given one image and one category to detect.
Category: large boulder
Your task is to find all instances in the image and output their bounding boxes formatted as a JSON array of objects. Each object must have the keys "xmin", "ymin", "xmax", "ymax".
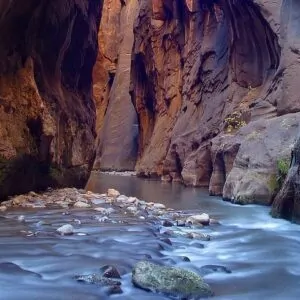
[{"xmin": 132, "ymin": 261, "xmax": 213, "ymax": 298}]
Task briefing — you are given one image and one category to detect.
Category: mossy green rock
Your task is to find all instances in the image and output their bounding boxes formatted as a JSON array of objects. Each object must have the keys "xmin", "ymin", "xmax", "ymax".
[{"xmin": 132, "ymin": 261, "xmax": 213, "ymax": 298}]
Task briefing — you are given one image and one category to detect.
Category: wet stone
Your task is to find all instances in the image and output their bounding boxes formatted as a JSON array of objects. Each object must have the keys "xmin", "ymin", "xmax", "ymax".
[
  {"xmin": 56, "ymin": 224, "xmax": 74, "ymax": 235},
  {"xmin": 74, "ymin": 274, "xmax": 121, "ymax": 286},
  {"xmin": 186, "ymin": 213, "xmax": 210, "ymax": 226},
  {"xmin": 181, "ymin": 256, "xmax": 191, "ymax": 262},
  {"xmin": 199, "ymin": 265, "xmax": 232, "ymax": 276},
  {"xmin": 187, "ymin": 232, "xmax": 211, "ymax": 241},
  {"xmin": 107, "ymin": 285, "xmax": 123, "ymax": 295},
  {"xmin": 160, "ymin": 238, "xmax": 172, "ymax": 245},
  {"xmin": 162, "ymin": 220, "xmax": 174, "ymax": 227},
  {"xmin": 132, "ymin": 261, "xmax": 213, "ymax": 298},
  {"xmin": 101, "ymin": 265, "xmax": 121, "ymax": 279}
]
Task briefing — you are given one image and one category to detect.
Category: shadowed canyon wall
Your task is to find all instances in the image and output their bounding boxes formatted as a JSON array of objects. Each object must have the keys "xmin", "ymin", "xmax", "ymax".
[
  {"xmin": 94, "ymin": 0, "xmax": 300, "ymax": 217},
  {"xmin": 0, "ymin": 0, "xmax": 103, "ymax": 199}
]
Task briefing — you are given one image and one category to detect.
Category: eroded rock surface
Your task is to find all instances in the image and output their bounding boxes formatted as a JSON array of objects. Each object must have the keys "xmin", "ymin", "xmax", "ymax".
[
  {"xmin": 93, "ymin": 0, "xmax": 300, "ymax": 207},
  {"xmin": 0, "ymin": 0, "xmax": 104, "ymax": 199}
]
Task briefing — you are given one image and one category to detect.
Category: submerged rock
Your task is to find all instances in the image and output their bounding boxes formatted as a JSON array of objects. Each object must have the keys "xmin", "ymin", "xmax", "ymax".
[
  {"xmin": 75, "ymin": 273, "xmax": 122, "ymax": 295},
  {"xmin": 101, "ymin": 265, "xmax": 121, "ymax": 279},
  {"xmin": 199, "ymin": 265, "xmax": 232, "ymax": 276},
  {"xmin": 17, "ymin": 215, "xmax": 25, "ymax": 222},
  {"xmin": 132, "ymin": 261, "xmax": 213, "ymax": 298}
]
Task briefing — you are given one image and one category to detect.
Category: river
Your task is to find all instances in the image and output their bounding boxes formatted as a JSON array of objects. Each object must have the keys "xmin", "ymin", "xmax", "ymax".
[{"xmin": 0, "ymin": 172, "xmax": 299, "ymax": 299}]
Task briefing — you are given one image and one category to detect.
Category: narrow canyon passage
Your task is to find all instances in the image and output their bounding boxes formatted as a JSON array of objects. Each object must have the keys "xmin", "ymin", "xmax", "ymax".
[{"xmin": 0, "ymin": 0, "xmax": 300, "ymax": 299}]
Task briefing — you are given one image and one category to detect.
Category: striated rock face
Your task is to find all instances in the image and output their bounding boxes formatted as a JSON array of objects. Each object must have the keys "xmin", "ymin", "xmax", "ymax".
[
  {"xmin": 0, "ymin": 0, "xmax": 103, "ymax": 199},
  {"xmin": 123, "ymin": 0, "xmax": 300, "ymax": 205},
  {"xmin": 93, "ymin": 0, "xmax": 139, "ymax": 171},
  {"xmin": 90, "ymin": 0, "xmax": 300, "ymax": 209}
]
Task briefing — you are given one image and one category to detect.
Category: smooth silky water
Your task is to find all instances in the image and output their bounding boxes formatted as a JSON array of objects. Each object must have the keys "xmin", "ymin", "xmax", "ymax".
[{"xmin": 0, "ymin": 172, "xmax": 299, "ymax": 299}]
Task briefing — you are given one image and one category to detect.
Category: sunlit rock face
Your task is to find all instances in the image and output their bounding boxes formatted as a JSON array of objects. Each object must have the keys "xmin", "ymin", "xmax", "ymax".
[
  {"xmin": 0, "ymin": 0, "xmax": 103, "ymax": 199},
  {"xmin": 93, "ymin": 0, "xmax": 139, "ymax": 171},
  {"xmin": 127, "ymin": 0, "xmax": 300, "ymax": 205}
]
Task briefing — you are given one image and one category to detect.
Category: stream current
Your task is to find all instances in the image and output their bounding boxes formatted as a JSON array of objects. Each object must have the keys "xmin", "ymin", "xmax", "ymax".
[{"xmin": 0, "ymin": 172, "xmax": 299, "ymax": 299}]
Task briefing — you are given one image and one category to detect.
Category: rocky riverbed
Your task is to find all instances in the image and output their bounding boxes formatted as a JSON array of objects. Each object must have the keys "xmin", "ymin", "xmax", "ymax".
[{"xmin": 0, "ymin": 187, "xmax": 227, "ymax": 299}]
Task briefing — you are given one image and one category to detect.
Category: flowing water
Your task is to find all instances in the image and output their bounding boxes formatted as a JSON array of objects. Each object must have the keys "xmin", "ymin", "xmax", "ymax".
[{"xmin": 0, "ymin": 172, "xmax": 300, "ymax": 299}]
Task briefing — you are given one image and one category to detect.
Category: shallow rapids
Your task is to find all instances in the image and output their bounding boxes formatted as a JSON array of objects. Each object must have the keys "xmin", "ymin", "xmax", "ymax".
[{"xmin": 0, "ymin": 173, "xmax": 299, "ymax": 299}]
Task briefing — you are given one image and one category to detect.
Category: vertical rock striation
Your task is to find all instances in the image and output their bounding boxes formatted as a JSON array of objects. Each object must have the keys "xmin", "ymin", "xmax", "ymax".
[
  {"xmin": 0, "ymin": 0, "xmax": 103, "ymax": 199},
  {"xmin": 93, "ymin": 0, "xmax": 139, "ymax": 171}
]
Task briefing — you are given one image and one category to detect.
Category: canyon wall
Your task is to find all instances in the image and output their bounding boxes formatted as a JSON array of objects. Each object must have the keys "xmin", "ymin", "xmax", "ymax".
[
  {"xmin": 0, "ymin": 0, "xmax": 103, "ymax": 199},
  {"xmin": 93, "ymin": 0, "xmax": 139, "ymax": 171},
  {"xmin": 94, "ymin": 0, "xmax": 300, "ymax": 213}
]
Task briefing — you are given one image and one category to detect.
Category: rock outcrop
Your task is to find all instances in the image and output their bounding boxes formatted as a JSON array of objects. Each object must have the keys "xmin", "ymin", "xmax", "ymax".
[
  {"xmin": 132, "ymin": 260, "xmax": 213, "ymax": 298},
  {"xmin": 0, "ymin": 0, "xmax": 103, "ymax": 199},
  {"xmin": 92, "ymin": 0, "xmax": 300, "ymax": 207}
]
